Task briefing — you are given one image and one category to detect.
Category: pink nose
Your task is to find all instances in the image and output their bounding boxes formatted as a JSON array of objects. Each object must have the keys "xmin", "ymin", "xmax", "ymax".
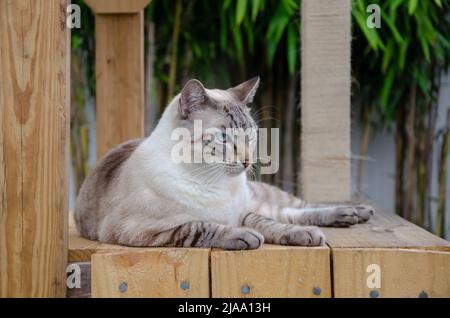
[{"xmin": 243, "ymin": 159, "xmax": 251, "ymax": 168}]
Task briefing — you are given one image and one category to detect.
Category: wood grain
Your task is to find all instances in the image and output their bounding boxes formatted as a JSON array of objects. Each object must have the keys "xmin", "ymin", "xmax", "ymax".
[
  {"xmin": 333, "ymin": 248, "xmax": 450, "ymax": 298},
  {"xmin": 322, "ymin": 210, "xmax": 450, "ymax": 250},
  {"xmin": 0, "ymin": 0, "xmax": 69, "ymax": 297},
  {"xmin": 211, "ymin": 245, "xmax": 331, "ymax": 298},
  {"xmin": 85, "ymin": 0, "xmax": 151, "ymax": 14},
  {"xmin": 94, "ymin": 12, "xmax": 145, "ymax": 158},
  {"xmin": 300, "ymin": 0, "xmax": 351, "ymax": 202},
  {"xmin": 92, "ymin": 249, "xmax": 210, "ymax": 298}
]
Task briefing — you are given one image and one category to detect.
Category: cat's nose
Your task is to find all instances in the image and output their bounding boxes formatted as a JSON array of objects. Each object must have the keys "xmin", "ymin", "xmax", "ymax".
[{"xmin": 243, "ymin": 159, "xmax": 251, "ymax": 168}]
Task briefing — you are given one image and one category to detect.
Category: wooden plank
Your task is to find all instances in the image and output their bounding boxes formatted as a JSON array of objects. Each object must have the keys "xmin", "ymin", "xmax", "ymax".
[
  {"xmin": 300, "ymin": 0, "xmax": 351, "ymax": 202},
  {"xmin": 323, "ymin": 211, "xmax": 450, "ymax": 297},
  {"xmin": 90, "ymin": 8, "xmax": 146, "ymax": 159},
  {"xmin": 0, "ymin": 0, "xmax": 69, "ymax": 297},
  {"xmin": 333, "ymin": 248, "xmax": 450, "ymax": 298},
  {"xmin": 322, "ymin": 210, "xmax": 450, "ymax": 250},
  {"xmin": 91, "ymin": 249, "xmax": 210, "ymax": 298},
  {"xmin": 211, "ymin": 245, "xmax": 331, "ymax": 298},
  {"xmin": 85, "ymin": 0, "xmax": 151, "ymax": 14}
]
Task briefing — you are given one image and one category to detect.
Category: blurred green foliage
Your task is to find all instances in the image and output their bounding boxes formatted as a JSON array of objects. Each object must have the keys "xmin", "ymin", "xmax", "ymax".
[{"xmin": 352, "ymin": 0, "xmax": 450, "ymax": 124}]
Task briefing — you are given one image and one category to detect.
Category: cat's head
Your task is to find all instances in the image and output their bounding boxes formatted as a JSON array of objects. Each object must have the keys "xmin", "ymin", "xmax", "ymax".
[{"xmin": 175, "ymin": 78, "xmax": 260, "ymax": 177}]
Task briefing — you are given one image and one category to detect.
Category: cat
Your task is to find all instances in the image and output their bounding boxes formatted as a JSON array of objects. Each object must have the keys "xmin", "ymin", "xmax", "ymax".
[{"xmin": 74, "ymin": 77, "xmax": 374, "ymax": 250}]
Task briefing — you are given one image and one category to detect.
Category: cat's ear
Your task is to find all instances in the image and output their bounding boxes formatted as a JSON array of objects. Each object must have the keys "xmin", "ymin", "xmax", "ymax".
[
  {"xmin": 228, "ymin": 76, "xmax": 260, "ymax": 104},
  {"xmin": 179, "ymin": 79, "xmax": 208, "ymax": 119}
]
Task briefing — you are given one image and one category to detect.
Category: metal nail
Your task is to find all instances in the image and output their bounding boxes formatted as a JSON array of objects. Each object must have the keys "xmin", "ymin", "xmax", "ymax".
[
  {"xmin": 419, "ymin": 291, "xmax": 428, "ymax": 298},
  {"xmin": 241, "ymin": 285, "xmax": 251, "ymax": 295},
  {"xmin": 118, "ymin": 282, "xmax": 128, "ymax": 293},
  {"xmin": 180, "ymin": 281, "xmax": 190, "ymax": 290},
  {"xmin": 313, "ymin": 287, "xmax": 321, "ymax": 295}
]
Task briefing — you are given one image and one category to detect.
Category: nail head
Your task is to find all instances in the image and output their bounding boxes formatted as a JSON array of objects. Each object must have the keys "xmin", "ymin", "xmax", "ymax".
[
  {"xmin": 313, "ymin": 287, "xmax": 321, "ymax": 295},
  {"xmin": 241, "ymin": 285, "xmax": 251, "ymax": 295},
  {"xmin": 180, "ymin": 281, "xmax": 190, "ymax": 290},
  {"xmin": 118, "ymin": 282, "xmax": 128, "ymax": 293},
  {"xmin": 419, "ymin": 291, "xmax": 428, "ymax": 298},
  {"xmin": 369, "ymin": 290, "xmax": 379, "ymax": 298}
]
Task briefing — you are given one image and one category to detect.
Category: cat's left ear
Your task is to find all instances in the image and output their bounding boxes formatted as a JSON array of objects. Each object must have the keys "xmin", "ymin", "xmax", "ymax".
[{"xmin": 228, "ymin": 76, "xmax": 260, "ymax": 104}]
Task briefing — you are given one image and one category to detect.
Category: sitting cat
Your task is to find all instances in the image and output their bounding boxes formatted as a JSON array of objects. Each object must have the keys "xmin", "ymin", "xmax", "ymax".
[{"xmin": 74, "ymin": 77, "xmax": 374, "ymax": 250}]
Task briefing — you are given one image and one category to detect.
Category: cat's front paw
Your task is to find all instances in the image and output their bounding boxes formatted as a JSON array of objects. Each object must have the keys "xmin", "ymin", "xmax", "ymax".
[
  {"xmin": 222, "ymin": 228, "xmax": 264, "ymax": 250},
  {"xmin": 327, "ymin": 205, "xmax": 374, "ymax": 227},
  {"xmin": 355, "ymin": 204, "xmax": 375, "ymax": 223},
  {"xmin": 279, "ymin": 226, "xmax": 326, "ymax": 246}
]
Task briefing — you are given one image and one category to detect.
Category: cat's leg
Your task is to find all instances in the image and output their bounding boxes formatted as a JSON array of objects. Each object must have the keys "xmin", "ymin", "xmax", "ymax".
[
  {"xmin": 98, "ymin": 213, "xmax": 264, "ymax": 250},
  {"xmin": 247, "ymin": 181, "xmax": 374, "ymax": 227},
  {"xmin": 241, "ymin": 212, "xmax": 326, "ymax": 246},
  {"xmin": 280, "ymin": 205, "xmax": 374, "ymax": 227}
]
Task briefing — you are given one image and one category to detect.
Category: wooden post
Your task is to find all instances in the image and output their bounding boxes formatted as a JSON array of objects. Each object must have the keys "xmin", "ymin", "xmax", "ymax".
[
  {"xmin": 0, "ymin": 0, "xmax": 70, "ymax": 297},
  {"xmin": 300, "ymin": 0, "xmax": 351, "ymax": 202},
  {"xmin": 85, "ymin": 0, "xmax": 150, "ymax": 159}
]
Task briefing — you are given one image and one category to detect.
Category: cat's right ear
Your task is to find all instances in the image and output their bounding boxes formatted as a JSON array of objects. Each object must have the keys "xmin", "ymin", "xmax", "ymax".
[{"xmin": 179, "ymin": 79, "xmax": 208, "ymax": 119}]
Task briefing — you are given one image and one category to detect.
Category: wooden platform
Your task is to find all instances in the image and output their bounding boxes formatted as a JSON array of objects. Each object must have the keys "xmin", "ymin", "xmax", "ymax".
[{"xmin": 68, "ymin": 212, "xmax": 450, "ymax": 298}]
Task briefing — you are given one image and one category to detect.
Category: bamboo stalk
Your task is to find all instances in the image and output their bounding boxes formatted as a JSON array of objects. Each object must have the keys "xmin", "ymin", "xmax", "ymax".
[
  {"xmin": 437, "ymin": 109, "xmax": 450, "ymax": 237},
  {"xmin": 145, "ymin": 19, "xmax": 156, "ymax": 135},
  {"xmin": 404, "ymin": 85, "xmax": 417, "ymax": 221},
  {"xmin": 416, "ymin": 115, "xmax": 426, "ymax": 226},
  {"xmin": 395, "ymin": 102, "xmax": 406, "ymax": 216}
]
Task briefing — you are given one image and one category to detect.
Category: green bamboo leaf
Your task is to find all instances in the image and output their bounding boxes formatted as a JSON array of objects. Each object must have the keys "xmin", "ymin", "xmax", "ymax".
[
  {"xmin": 243, "ymin": 18, "xmax": 254, "ymax": 55},
  {"xmin": 398, "ymin": 39, "xmax": 409, "ymax": 70},
  {"xmin": 251, "ymin": 0, "xmax": 261, "ymax": 21},
  {"xmin": 353, "ymin": 10, "xmax": 381, "ymax": 51},
  {"xmin": 231, "ymin": 25, "xmax": 244, "ymax": 65},
  {"xmin": 382, "ymin": 40, "xmax": 393, "ymax": 72},
  {"xmin": 434, "ymin": 0, "xmax": 442, "ymax": 7},
  {"xmin": 286, "ymin": 25, "xmax": 297, "ymax": 75},
  {"xmin": 416, "ymin": 71, "xmax": 431, "ymax": 99},
  {"xmin": 381, "ymin": 11, "xmax": 405, "ymax": 44},
  {"xmin": 408, "ymin": 0, "xmax": 418, "ymax": 15},
  {"xmin": 223, "ymin": 0, "xmax": 232, "ymax": 10},
  {"xmin": 236, "ymin": 0, "xmax": 248, "ymax": 26},
  {"xmin": 420, "ymin": 37, "xmax": 431, "ymax": 62},
  {"xmin": 220, "ymin": 14, "xmax": 227, "ymax": 50}
]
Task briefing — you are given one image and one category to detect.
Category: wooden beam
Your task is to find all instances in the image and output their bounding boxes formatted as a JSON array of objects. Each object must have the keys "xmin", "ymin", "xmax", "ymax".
[
  {"xmin": 300, "ymin": 0, "xmax": 351, "ymax": 202},
  {"xmin": 332, "ymin": 248, "xmax": 450, "ymax": 298},
  {"xmin": 211, "ymin": 245, "xmax": 331, "ymax": 298},
  {"xmin": 85, "ymin": 0, "xmax": 150, "ymax": 159},
  {"xmin": 322, "ymin": 211, "xmax": 450, "ymax": 297},
  {"xmin": 0, "ymin": 0, "xmax": 70, "ymax": 297},
  {"xmin": 91, "ymin": 249, "xmax": 210, "ymax": 297},
  {"xmin": 85, "ymin": 0, "xmax": 150, "ymax": 14}
]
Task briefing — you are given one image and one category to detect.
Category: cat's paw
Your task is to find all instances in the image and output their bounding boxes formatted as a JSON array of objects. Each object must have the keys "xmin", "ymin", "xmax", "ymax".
[
  {"xmin": 326, "ymin": 207, "xmax": 360, "ymax": 227},
  {"xmin": 355, "ymin": 204, "xmax": 375, "ymax": 223},
  {"xmin": 222, "ymin": 228, "xmax": 264, "ymax": 250},
  {"xmin": 327, "ymin": 205, "xmax": 374, "ymax": 227},
  {"xmin": 279, "ymin": 226, "xmax": 326, "ymax": 246}
]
